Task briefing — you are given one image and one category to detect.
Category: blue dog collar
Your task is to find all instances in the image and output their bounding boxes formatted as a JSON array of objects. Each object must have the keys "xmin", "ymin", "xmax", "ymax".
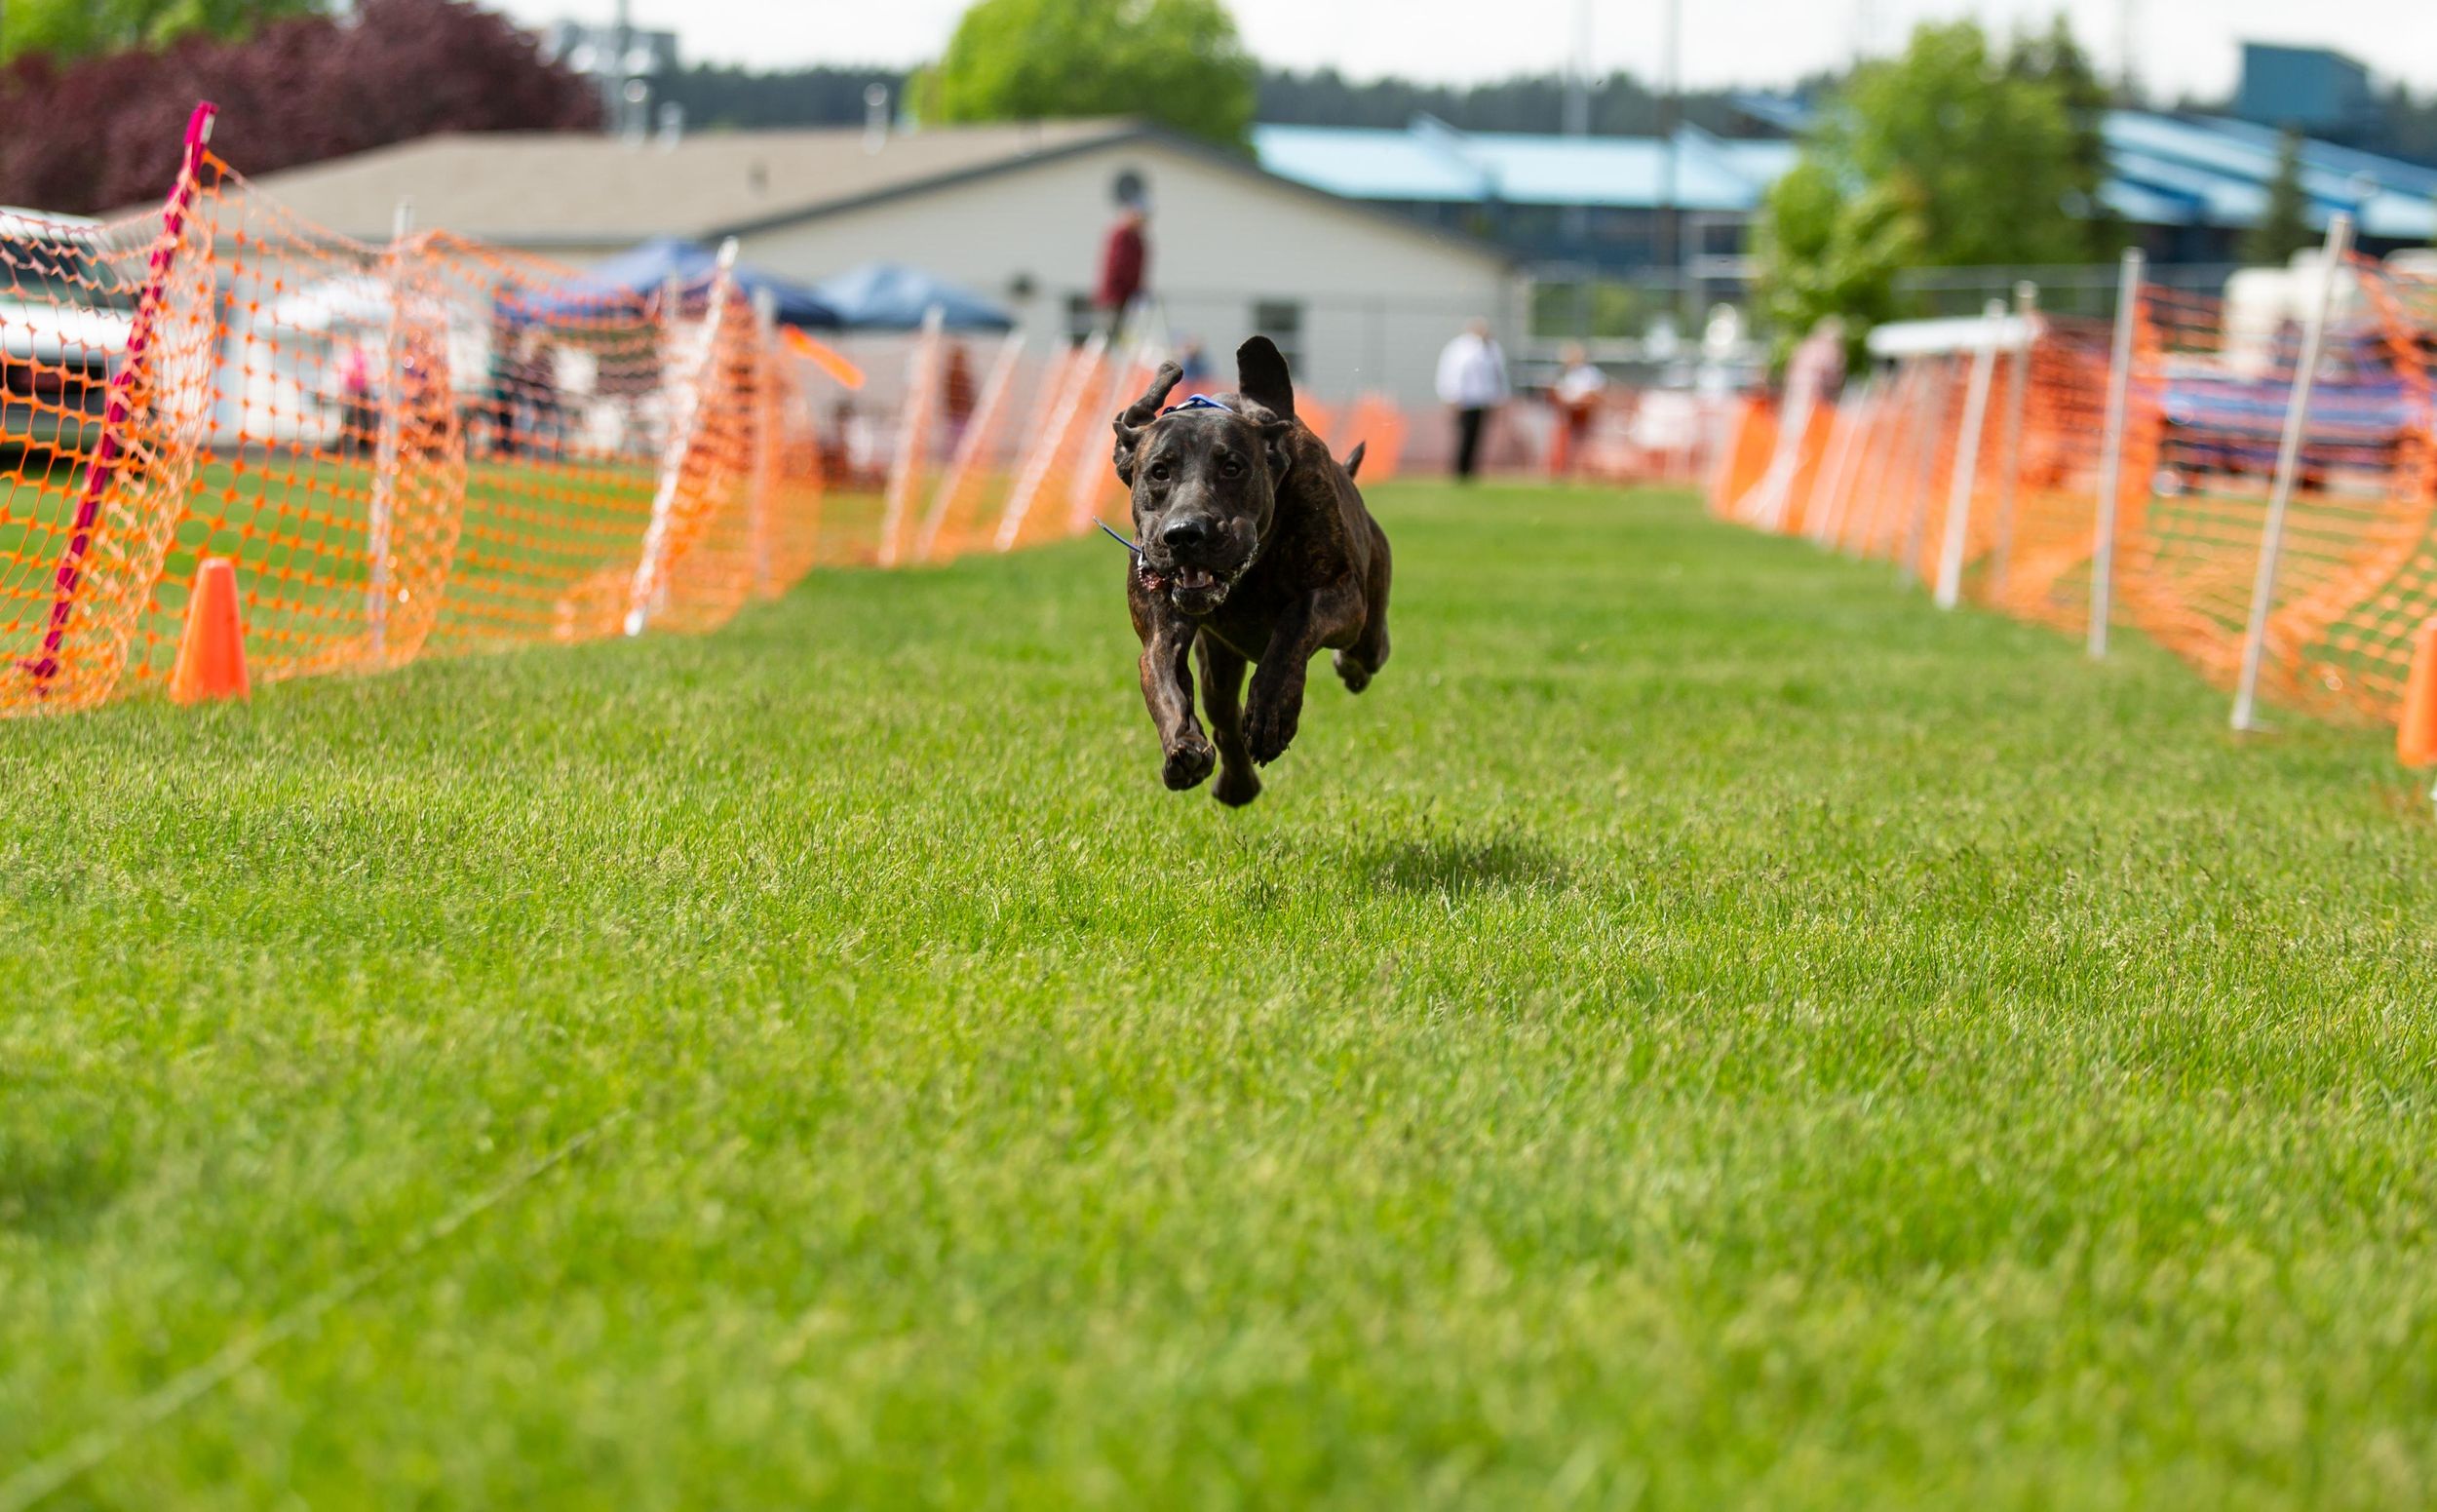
[{"xmin": 1161, "ymin": 394, "xmax": 1234, "ymax": 416}]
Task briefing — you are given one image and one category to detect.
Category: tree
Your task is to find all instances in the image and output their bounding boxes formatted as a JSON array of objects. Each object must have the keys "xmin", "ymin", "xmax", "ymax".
[
  {"xmin": 2006, "ymin": 14, "xmax": 2118, "ymax": 258},
  {"xmin": 921, "ymin": 0, "xmax": 1256, "ymax": 150},
  {"xmin": 1834, "ymin": 21, "xmax": 2096, "ymax": 268},
  {"xmin": 1753, "ymin": 19, "xmax": 2098, "ymax": 360},
  {"xmin": 2, "ymin": 0, "xmax": 325, "ymax": 62},
  {"xmin": 1751, "ymin": 158, "xmax": 1922, "ymax": 368},
  {"xmin": 0, "ymin": 0, "xmax": 598, "ymax": 213},
  {"xmin": 2243, "ymin": 129, "xmax": 2316, "ymax": 266}
]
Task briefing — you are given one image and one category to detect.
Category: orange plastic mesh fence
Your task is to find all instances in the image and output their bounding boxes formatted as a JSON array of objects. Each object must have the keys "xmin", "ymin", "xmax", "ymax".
[
  {"xmin": 2291, "ymin": 263, "xmax": 2437, "ymax": 711},
  {"xmin": 1, "ymin": 203, "xmax": 215, "ymax": 711},
  {"xmin": 915, "ymin": 331, "xmax": 1029, "ymax": 562},
  {"xmin": 1716, "ymin": 262, "xmax": 2437, "ymax": 730},
  {"xmin": 1342, "ymin": 393, "xmax": 1409, "ymax": 482},
  {"xmin": 1706, "ymin": 397, "xmax": 1777, "ymax": 521},
  {"xmin": 1971, "ymin": 321, "xmax": 2140, "ymax": 631},
  {"xmin": 0, "ymin": 114, "xmax": 1419, "ymax": 718},
  {"xmin": 2116, "ymin": 268, "xmax": 2432, "ymax": 706}
]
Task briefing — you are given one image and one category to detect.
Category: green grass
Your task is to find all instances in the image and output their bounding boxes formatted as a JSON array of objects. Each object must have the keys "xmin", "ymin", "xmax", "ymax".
[{"xmin": 5, "ymin": 482, "xmax": 2436, "ymax": 1509}]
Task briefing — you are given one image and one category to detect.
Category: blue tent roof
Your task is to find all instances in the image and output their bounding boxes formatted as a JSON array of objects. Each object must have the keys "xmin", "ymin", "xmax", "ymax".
[
  {"xmin": 805, "ymin": 262, "xmax": 1013, "ymax": 331},
  {"xmin": 520, "ymin": 237, "xmax": 841, "ymax": 328}
]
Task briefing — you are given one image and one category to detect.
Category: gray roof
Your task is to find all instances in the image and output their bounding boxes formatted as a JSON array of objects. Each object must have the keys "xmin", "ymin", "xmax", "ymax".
[
  {"xmin": 219, "ymin": 119, "xmax": 1138, "ymax": 246},
  {"xmin": 210, "ymin": 119, "xmax": 1516, "ymax": 266}
]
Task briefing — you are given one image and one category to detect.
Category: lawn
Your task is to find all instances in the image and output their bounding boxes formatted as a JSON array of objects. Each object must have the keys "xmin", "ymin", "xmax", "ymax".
[{"xmin": 4, "ymin": 481, "xmax": 2435, "ymax": 1509}]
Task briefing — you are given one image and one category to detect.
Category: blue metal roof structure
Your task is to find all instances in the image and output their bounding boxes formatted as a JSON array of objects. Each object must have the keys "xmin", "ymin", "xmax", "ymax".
[
  {"xmin": 1253, "ymin": 111, "xmax": 2437, "ymax": 244},
  {"xmin": 1252, "ymin": 122, "xmax": 1795, "ymax": 214}
]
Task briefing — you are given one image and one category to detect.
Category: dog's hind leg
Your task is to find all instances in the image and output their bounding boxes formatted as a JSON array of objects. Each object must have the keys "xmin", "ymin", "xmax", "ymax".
[
  {"xmin": 1334, "ymin": 523, "xmax": 1392, "ymax": 694},
  {"xmin": 1197, "ymin": 637, "xmax": 1260, "ymax": 807}
]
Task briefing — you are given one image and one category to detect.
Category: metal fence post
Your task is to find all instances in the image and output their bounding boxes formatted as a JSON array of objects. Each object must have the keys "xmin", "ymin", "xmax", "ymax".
[
  {"xmin": 626, "ymin": 238, "xmax": 739, "ymax": 636},
  {"xmin": 2231, "ymin": 212, "xmax": 2354, "ymax": 733},
  {"xmin": 749, "ymin": 287, "xmax": 778, "ymax": 600},
  {"xmin": 1989, "ymin": 281, "xmax": 2036, "ymax": 601},
  {"xmin": 1934, "ymin": 299, "xmax": 2006, "ymax": 609},
  {"xmin": 367, "ymin": 197, "xmax": 414, "ymax": 665},
  {"xmin": 29, "ymin": 100, "xmax": 216, "ymax": 692},
  {"xmin": 2087, "ymin": 249, "xmax": 2144, "ymax": 659},
  {"xmin": 1898, "ymin": 358, "xmax": 1948, "ymax": 585}
]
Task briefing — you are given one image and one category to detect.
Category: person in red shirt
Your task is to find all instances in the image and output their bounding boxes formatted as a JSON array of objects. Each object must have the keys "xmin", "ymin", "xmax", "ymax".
[{"xmin": 1096, "ymin": 198, "xmax": 1149, "ymax": 341}]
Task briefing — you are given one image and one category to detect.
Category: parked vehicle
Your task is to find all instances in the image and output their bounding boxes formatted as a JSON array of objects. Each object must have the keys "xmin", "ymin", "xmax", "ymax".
[{"xmin": 0, "ymin": 208, "xmax": 133, "ymax": 456}]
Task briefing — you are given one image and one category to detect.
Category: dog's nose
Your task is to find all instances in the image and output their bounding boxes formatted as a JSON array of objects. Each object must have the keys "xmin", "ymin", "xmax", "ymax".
[{"xmin": 1160, "ymin": 516, "xmax": 1216, "ymax": 554}]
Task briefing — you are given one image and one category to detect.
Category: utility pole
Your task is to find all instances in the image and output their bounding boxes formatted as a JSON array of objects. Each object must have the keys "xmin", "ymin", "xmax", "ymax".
[
  {"xmin": 2116, "ymin": 0, "xmax": 2139, "ymax": 101},
  {"xmin": 1564, "ymin": 0, "xmax": 1593, "ymax": 336},
  {"xmin": 612, "ymin": 0, "xmax": 634, "ymax": 135},
  {"xmin": 1564, "ymin": 0, "xmax": 1593, "ymax": 137},
  {"xmin": 1658, "ymin": 0, "xmax": 1683, "ymax": 320}
]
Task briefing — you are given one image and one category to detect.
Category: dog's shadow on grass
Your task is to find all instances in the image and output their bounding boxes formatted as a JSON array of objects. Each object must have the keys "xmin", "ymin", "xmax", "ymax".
[{"xmin": 1350, "ymin": 831, "xmax": 1569, "ymax": 899}]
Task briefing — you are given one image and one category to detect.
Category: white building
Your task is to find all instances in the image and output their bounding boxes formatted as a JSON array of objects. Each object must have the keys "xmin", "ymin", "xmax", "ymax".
[{"xmin": 226, "ymin": 119, "xmax": 1523, "ymax": 415}]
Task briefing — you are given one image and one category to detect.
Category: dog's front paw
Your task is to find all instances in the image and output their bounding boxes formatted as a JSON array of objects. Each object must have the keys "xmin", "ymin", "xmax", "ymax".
[
  {"xmin": 1244, "ymin": 680, "xmax": 1302, "ymax": 765},
  {"xmin": 1212, "ymin": 763, "xmax": 1261, "ymax": 807},
  {"xmin": 1162, "ymin": 736, "xmax": 1217, "ymax": 791}
]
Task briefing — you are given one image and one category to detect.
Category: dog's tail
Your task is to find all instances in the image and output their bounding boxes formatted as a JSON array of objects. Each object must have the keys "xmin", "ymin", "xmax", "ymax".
[{"xmin": 1341, "ymin": 440, "xmax": 1366, "ymax": 480}]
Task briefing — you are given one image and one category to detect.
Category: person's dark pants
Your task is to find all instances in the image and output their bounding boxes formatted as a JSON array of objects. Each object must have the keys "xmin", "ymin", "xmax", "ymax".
[{"xmin": 1454, "ymin": 406, "xmax": 1489, "ymax": 480}]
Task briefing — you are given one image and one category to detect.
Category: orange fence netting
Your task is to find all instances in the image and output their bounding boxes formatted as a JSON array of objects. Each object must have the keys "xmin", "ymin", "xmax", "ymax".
[
  {"xmin": 1710, "ymin": 256, "xmax": 2437, "ymax": 733},
  {"xmin": 0, "ymin": 106, "xmax": 1414, "ymax": 718}
]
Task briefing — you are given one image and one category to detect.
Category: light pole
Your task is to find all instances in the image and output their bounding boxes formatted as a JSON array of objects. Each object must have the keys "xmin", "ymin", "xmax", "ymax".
[{"xmin": 1659, "ymin": 0, "xmax": 1683, "ymax": 319}]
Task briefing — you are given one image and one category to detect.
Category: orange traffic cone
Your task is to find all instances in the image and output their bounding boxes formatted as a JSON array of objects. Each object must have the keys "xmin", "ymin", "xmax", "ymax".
[
  {"xmin": 2399, "ymin": 618, "xmax": 2437, "ymax": 767},
  {"xmin": 170, "ymin": 557, "xmax": 250, "ymax": 705}
]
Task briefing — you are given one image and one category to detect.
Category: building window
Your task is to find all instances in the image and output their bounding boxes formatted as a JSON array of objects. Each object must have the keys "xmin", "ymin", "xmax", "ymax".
[{"xmin": 1251, "ymin": 298, "xmax": 1304, "ymax": 372}]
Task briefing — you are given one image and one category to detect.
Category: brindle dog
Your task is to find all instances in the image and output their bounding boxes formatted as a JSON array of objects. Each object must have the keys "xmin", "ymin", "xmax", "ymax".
[{"xmin": 1111, "ymin": 336, "xmax": 1392, "ymax": 806}]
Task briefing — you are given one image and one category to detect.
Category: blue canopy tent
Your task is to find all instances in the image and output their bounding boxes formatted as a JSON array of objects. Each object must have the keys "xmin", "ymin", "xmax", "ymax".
[
  {"xmin": 806, "ymin": 262, "xmax": 1014, "ymax": 332},
  {"xmin": 511, "ymin": 237, "xmax": 842, "ymax": 329}
]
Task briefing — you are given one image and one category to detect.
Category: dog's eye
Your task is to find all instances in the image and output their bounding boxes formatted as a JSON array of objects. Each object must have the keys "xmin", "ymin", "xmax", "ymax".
[
  {"xmin": 1148, "ymin": 462, "xmax": 1171, "ymax": 483},
  {"xmin": 1219, "ymin": 455, "xmax": 1245, "ymax": 478}
]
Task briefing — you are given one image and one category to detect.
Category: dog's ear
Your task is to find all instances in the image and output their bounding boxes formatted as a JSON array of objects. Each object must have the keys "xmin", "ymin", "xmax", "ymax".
[
  {"xmin": 1341, "ymin": 440, "xmax": 1366, "ymax": 480},
  {"xmin": 1111, "ymin": 361, "xmax": 1184, "ymax": 485},
  {"xmin": 1257, "ymin": 414, "xmax": 1294, "ymax": 485},
  {"xmin": 1235, "ymin": 336, "xmax": 1295, "ymax": 421}
]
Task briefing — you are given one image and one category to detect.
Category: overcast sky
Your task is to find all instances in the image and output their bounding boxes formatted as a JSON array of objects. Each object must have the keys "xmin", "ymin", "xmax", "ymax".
[{"xmin": 489, "ymin": 0, "xmax": 2437, "ymax": 102}]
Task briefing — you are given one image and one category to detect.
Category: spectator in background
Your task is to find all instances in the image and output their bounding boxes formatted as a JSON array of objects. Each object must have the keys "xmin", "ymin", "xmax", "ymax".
[
  {"xmin": 943, "ymin": 341, "xmax": 977, "ymax": 454},
  {"xmin": 1436, "ymin": 318, "xmax": 1508, "ymax": 482},
  {"xmin": 517, "ymin": 331, "xmax": 561, "ymax": 453},
  {"xmin": 1095, "ymin": 192, "xmax": 1149, "ymax": 342},
  {"xmin": 1549, "ymin": 342, "xmax": 1606, "ymax": 478},
  {"xmin": 337, "ymin": 336, "xmax": 375, "ymax": 455},
  {"xmin": 1785, "ymin": 318, "xmax": 1847, "ymax": 407},
  {"xmin": 484, "ymin": 295, "xmax": 521, "ymax": 457},
  {"xmin": 1176, "ymin": 337, "xmax": 1210, "ymax": 387}
]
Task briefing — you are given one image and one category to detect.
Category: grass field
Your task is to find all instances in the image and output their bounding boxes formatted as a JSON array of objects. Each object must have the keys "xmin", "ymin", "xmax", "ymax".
[{"xmin": 6, "ymin": 481, "xmax": 2437, "ymax": 1508}]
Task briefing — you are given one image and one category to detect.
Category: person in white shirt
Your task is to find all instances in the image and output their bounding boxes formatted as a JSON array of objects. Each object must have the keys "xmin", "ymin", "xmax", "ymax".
[{"xmin": 1435, "ymin": 318, "xmax": 1509, "ymax": 481}]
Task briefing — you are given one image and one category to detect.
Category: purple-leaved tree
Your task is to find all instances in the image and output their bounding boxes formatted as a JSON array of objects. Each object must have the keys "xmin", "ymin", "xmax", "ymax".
[{"xmin": 0, "ymin": 0, "xmax": 600, "ymax": 215}]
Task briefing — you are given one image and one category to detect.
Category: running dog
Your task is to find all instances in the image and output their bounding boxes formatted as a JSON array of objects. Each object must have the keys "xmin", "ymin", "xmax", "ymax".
[{"xmin": 1110, "ymin": 336, "xmax": 1392, "ymax": 806}]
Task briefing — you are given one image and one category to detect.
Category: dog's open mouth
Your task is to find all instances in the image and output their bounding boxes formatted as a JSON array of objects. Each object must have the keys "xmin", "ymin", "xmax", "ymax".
[{"xmin": 1140, "ymin": 560, "xmax": 1232, "ymax": 606}]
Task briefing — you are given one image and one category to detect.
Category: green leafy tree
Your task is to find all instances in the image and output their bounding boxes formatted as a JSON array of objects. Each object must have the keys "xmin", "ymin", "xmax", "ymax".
[
  {"xmin": 1835, "ymin": 21, "xmax": 2096, "ymax": 268},
  {"xmin": 1754, "ymin": 19, "xmax": 2098, "ymax": 360},
  {"xmin": 1752, "ymin": 158, "xmax": 1922, "ymax": 368},
  {"xmin": 921, "ymin": 0, "xmax": 1256, "ymax": 150},
  {"xmin": 2242, "ymin": 129, "xmax": 2316, "ymax": 266},
  {"xmin": 2006, "ymin": 14, "xmax": 2118, "ymax": 258},
  {"xmin": 3, "ymin": 0, "xmax": 324, "ymax": 60}
]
